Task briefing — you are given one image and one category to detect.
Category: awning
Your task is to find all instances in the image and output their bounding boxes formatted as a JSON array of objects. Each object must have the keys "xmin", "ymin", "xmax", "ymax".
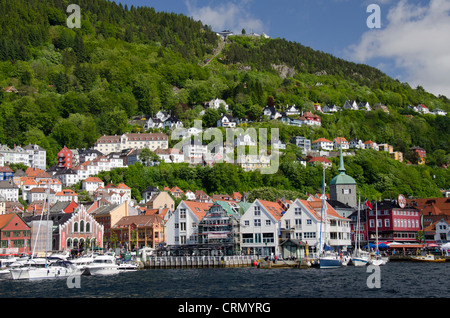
[{"xmin": 389, "ymin": 244, "xmax": 424, "ymax": 249}]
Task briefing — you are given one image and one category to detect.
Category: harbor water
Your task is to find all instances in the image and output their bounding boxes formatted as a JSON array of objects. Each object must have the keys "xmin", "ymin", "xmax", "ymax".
[{"xmin": 0, "ymin": 262, "xmax": 448, "ymax": 298}]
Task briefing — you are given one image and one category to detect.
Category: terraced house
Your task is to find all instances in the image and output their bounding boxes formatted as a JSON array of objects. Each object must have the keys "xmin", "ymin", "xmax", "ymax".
[{"xmin": 94, "ymin": 133, "xmax": 168, "ymax": 155}]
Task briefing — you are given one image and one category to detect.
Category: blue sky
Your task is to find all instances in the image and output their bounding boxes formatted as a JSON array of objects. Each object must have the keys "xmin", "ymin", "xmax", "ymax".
[{"xmin": 112, "ymin": 0, "xmax": 450, "ymax": 98}]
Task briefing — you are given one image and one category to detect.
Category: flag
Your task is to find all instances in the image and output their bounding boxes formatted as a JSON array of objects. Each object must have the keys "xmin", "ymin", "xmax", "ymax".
[{"xmin": 365, "ymin": 198, "xmax": 373, "ymax": 210}]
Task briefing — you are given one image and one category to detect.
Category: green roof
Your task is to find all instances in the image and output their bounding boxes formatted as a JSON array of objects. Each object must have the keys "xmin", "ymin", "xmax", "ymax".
[{"xmin": 330, "ymin": 144, "xmax": 356, "ymax": 185}]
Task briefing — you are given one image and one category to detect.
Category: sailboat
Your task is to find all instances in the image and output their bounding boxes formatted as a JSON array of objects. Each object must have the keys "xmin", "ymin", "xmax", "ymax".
[
  {"xmin": 369, "ymin": 202, "xmax": 388, "ymax": 266},
  {"xmin": 318, "ymin": 167, "xmax": 342, "ymax": 269},
  {"xmin": 10, "ymin": 188, "xmax": 77, "ymax": 280},
  {"xmin": 351, "ymin": 196, "xmax": 370, "ymax": 266}
]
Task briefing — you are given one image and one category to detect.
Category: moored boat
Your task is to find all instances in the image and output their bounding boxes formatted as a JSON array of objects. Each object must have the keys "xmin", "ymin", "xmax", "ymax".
[
  {"xmin": 411, "ymin": 254, "xmax": 446, "ymax": 263},
  {"xmin": 85, "ymin": 254, "xmax": 119, "ymax": 276}
]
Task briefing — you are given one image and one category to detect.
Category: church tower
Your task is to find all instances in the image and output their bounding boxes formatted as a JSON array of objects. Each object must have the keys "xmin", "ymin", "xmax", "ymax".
[{"xmin": 329, "ymin": 146, "xmax": 357, "ymax": 208}]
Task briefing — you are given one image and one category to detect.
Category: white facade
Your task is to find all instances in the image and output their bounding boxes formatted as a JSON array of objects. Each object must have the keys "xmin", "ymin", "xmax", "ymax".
[
  {"xmin": 165, "ymin": 201, "xmax": 212, "ymax": 246},
  {"xmin": 0, "ymin": 181, "xmax": 19, "ymax": 202},
  {"xmin": 94, "ymin": 133, "xmax": 168, "ymax": 155},
  {"xmin": 240, "ymin": 199, "xmax": 283, "ymax": 257},
  {"xmin": 24, "ymin": 144, "xmax": 47, "ymax": 170},
  {"xmin": 312, "ymin": 139, "xmax": 333, "ymax": 151},
  {"xmin": 281, "ymin": 199, "xmax": 351, "ymax": 255}
]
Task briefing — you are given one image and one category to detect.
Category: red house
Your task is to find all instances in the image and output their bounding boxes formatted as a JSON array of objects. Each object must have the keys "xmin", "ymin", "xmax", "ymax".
[
  {"xmin": 366, "ymin": 199, "xmax": 421, "ymax": 243},
  {"xmin": 57, "ymin": 146, "xmax": 73, "ymax": 169},
  {"xmin": 0, "ymin": 213, "xmax": 31, "ymax": 255}
]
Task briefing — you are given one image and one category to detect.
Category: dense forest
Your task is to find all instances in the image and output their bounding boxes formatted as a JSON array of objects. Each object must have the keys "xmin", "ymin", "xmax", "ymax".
[{"xmin": 0, "ymin": 0, "xmax": 448, "ymax": 200}]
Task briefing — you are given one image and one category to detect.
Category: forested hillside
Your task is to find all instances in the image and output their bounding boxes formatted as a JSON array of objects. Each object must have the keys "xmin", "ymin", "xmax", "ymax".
[{"xmin": 0, "ymin": 0, "xmax": 448, "ymax": 199}]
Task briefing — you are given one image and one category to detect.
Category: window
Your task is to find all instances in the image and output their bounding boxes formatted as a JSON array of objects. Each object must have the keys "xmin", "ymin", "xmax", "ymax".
[
  {"xmin": 265, "ymin": 220, "xmax": 271, "ymax": 226},
  {"xmin": 384, "ymin": 219, "xmax": 390, "ymax": 227},
  {"xmin": 254, "ymin": 206, "xmax": 261, "ymax": 216},
  {"xmin": 294, "ymin": 208, "xmax": 301, "ymax": 215},
  {"xmin": 180, "ymin": 209, "xmax": 186, "ymax": 219},
  {"xmin": 254, "ymin": 233, "xmax": 261, "ymax": 243},
  {"xmin": 80, "ymin": 221, "xmax": 84, "ymax": 233},
  {"xmin": 295, "ymin": 219, "xmax": 302, "ymax": 229},
  {"xmin": 254, "ymin": 219, "xmax": 261, "ymax": 227},
  {"xmin": 244, "ymin": 220, "xmax": 249, "ymax": 227},
  {"xmin": 306, "ymin": 219, "xmax": 312, "ymax": 225},
  {"xmin": 180, "ymin": 222, "xmax": 186, "ymax": 231},
  {"xmin": 74, "ymin": 222, "xmax": 78, "ymax": 232},
  {"xmin": 369, "ymin": 219, "xmax": 375, "ymax": 228}
]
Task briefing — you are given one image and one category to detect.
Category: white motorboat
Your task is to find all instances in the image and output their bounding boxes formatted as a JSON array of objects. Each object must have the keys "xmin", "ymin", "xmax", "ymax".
[
  {"xmin": 71, "ymin": 256, "xmax": 95, "ymax": 275},
  {"xmin": 117, "ymin": 261, "xmax": 139, "ymax": 272},
  {"xmin": 85, "ymin": 255, "xmax": 119, "ymax": 276},
  {"xmin": 10, "ymin": 260, "xmax": 76, "ymax": 280}
]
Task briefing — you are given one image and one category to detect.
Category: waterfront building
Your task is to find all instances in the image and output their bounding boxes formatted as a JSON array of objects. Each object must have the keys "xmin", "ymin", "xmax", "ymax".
[
  {"xmin": 0, "ymin": 213, "xmax": 31, "ymax": 255},
  {"xmin": 57, "ymin": 205, "xmax": 104, "ymax": 252},
  {"xmin": 91, "ymin": 201, "xmax": 140, "ymax": 248},
  {"xmin": 111, "ymin": 214, "xmax": 164, "ymax": 250},
  {"xmin": 240, "ymin": 199, "xmax": 286, "ymax": 257},
  {"xmin": 366, "ymin": 199, "xmax": 421, "ymax": 243},
  {"xmin": 197, "ymin": 202, "xmax": 241, "ymax": 255},
  {"xmin": 280, "ymin": 198, "xmax": 351, "ymax": 255},
  {"xmin": 165, "ymin": 201, "xmax": 213, "ymax": 246}
]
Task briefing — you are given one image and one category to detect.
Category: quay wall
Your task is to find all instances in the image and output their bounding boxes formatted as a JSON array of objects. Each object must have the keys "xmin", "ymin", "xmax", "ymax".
[{"xmin": 141, "ymin": 255, "xmax": 258, "ymax": 269}]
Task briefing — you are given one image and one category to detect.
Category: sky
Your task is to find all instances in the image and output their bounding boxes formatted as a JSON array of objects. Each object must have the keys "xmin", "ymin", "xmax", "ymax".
[{"xmin": 113, "ymin": 0, "xmax": 450, "ymax": 98}]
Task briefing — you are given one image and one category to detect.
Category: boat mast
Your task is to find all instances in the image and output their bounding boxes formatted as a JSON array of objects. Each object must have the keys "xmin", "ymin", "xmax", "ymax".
[
  {"xmin": 318, "ymin": 166, "xmax": 325, "ymax": 257},
  {"xmin": 356, "ymin": 195, "xmax": 361, "ymax": 256},
  {"xmin": 375, "ymin": 202, "xmax": 379, "ymax": 255}
]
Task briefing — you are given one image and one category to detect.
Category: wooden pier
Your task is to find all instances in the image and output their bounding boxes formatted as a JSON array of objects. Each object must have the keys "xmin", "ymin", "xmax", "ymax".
[{"xmin": 141, "ymin": 256, "xmax": 258, "ymax": 269}]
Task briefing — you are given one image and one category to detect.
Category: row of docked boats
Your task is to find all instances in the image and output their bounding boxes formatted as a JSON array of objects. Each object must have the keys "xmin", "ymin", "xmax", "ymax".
[
  {"xmin": 315, "ymin": 250, "xmax": 389, "ymax": 269},
  {"xmin": 0, "ymin": 252, "xmax": 139, "ymax": 281}
]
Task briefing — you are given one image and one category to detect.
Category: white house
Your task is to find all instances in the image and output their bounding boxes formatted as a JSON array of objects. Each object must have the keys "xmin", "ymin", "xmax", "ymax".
[
  {"xmin": 207, "ymin": 98, "xmax": 229, "ymax": 111},
  {"xmin": 217, "ymin": 114, "xmax": 238, "ymax": 128},
  {"xmin": 165, "ymin": 201, "xmax": 213, "ymax": 246},
  {"xmin": 312, "ymin": 138, "xmax": 333, "ymax": 151},
  {"xmin": 235, "ymin": 133, "xmax": 257, "ymax": 147},
  {"xmin": 349, "ymin": 139, "xmax": 364, "ymax": 149},
  {"xmin": 285, "ymin": 105, "xmax": 300, "ymax": 116},
  {"xmin": 82, "ymin": 177, "xmax": 105, "ymax": 194},
  {"xmin": 343, "ymin": 100, "xmax": 358, "ymax": 111},
  {"xmin": 432, "ymin": 108, "xmax": 447, "ymax": 116},
  {"xmin": 240, "ymin": 199, "xmax": 286, "ymax": 257},
  {"xmin": 323, "ymin": 104, "xmax": 340, "ymax": 113},
  {"xmin": 154, "ymin": 148, "xmax": 185, "ymax": 163},
  {"xmin": 417, "ymin": 104, "xmax": 430, "ymax": 114},
  {"xmin": 262, "ymin": 106, "xmax": 282, "ymax": 120},
  {"xmin": 280, "ymin": 198, "xmax": 351, "ymax": 255},
  {"xmin": 364, "ymin": 140, "xmax": 379, "ymax": 151},
  {"xmin": 333, "ymin": 137, "xmax": 349, "ymax": 150}
]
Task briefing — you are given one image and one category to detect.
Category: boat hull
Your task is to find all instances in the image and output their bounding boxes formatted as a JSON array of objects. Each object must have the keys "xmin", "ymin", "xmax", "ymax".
[
  {"xmin": 411, "ymin": 257, "xmax": 446, "ymax": 263},
  {"xmin": 85, "ymin": 266, "xmax": 119, "ymax": 276},
  {"xmin": 352, "ymin": 258, "xmax": 369, "ymax": 266},
  {"xmin": 10, "ymin": 266, "xmax": 74, "ymax": 280},
  {"xmin": 319, "ymin": 258, "xmax": 342, "ymax": 269}
]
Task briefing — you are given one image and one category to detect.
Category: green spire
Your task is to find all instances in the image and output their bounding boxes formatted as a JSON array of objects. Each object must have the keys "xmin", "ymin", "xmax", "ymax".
[{"xmin": 338, "ymin": 141, "xmax": 346, "ymax": 173}]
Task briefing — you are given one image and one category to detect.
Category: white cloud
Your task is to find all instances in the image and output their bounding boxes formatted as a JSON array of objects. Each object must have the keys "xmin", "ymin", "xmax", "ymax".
[
  {"xmin": 347, "ymin": 0, "xmax": 450, "ymax": 97},
  {"xmin": 185, "ymin": 0, "xmax": 264, "ymax": 34}
]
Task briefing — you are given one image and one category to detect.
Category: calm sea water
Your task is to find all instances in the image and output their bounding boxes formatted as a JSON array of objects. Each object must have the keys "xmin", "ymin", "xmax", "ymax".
[{"xmin": 0, "ymin": 262, "xmax": 448, "ymax": 299}]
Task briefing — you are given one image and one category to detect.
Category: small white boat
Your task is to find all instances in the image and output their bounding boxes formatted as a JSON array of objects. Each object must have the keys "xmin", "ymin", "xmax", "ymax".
[
  {"xmin": 85, "ymin": 255, "xmax": 119, "ymax": 276},
  {"xmin": 411, "ymin": 254, "xmax": 446, "ymax": 263},
  {"xmin": 117, "ymin": 261, "xmax": 139, "ymax": 272}
]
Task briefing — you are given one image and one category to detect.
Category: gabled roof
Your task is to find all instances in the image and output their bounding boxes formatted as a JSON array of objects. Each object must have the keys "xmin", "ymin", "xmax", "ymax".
[
  {"xmin": 257, "ymin": 199, "xmax": 286, "ymax": 221},
  {"xmin": 312, "ymin": 138, "xmax": 332, "ymax": 143},
  {"xmin": 182, "ymin": 201, "xmax": 213, "ymax": 220}
]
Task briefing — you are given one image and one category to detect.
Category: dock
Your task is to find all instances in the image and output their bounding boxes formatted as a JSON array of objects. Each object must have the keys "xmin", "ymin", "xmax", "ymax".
[{"xmin": 141, "ymin": 255, "xmax": 257, "ymax": 269}]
